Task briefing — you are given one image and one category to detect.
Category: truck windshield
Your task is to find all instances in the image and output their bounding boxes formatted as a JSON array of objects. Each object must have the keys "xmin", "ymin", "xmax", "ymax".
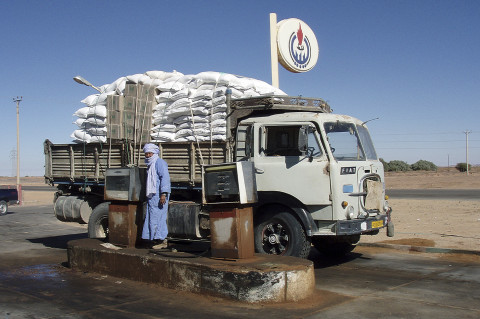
[
  {"xmin": 324, "ymin": 121, "xmax": 367, "ymax": 161},
  {"xmin": 356, "ymin": 124, "xmax": 378, "ymax": 160}
]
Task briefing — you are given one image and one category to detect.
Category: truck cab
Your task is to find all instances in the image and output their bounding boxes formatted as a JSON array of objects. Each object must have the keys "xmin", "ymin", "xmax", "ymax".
[{"xmin": 233, "ymin": 104, "xmax": 391, "ymax": 258}]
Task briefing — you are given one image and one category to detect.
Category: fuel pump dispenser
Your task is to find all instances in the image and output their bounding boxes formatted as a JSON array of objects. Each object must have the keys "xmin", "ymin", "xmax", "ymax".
[
  {"xmin": 104, "ymin": 167, "xmax": 146, "ymax": 247},
  {"xmin": 203, "ymin": 162, "xmax": 257, "ymax": 259}
]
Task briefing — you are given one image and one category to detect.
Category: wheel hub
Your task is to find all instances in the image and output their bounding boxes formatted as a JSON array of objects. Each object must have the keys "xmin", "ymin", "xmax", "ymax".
[{"xmin": 268, "ymin": 233, "xmax": 279, "ymax": 244}]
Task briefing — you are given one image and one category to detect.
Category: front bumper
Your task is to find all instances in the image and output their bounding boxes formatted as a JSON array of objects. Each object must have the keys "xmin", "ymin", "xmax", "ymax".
[{"xmin": 336, "ymin": 214, "xmax": 389, "ymax": 236}]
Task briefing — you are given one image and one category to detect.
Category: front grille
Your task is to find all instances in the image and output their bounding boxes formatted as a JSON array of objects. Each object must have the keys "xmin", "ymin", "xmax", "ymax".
[{"xmin": 359, "ymin": 174, "xmax": 383, "ymax": 214}]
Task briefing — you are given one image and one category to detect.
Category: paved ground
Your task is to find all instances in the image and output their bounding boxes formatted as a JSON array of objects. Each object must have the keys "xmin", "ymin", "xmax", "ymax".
[{"xmin": 2, "ymin": 204, "xmax": 480, "ymax": 318}]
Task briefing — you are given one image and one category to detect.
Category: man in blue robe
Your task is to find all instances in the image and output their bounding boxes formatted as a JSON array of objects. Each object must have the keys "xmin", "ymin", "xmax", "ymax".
[{"xmin": 142, "ymin": 143, "xmax": 171, "ymax": 249}]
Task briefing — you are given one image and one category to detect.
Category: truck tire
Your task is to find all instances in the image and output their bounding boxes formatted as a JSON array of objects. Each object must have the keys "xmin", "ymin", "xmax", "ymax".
[
  {"xmin": 312, "ymin": 234, "xmax": 360, "ymax": 257},
  {"xmin": 88, "ymin": 202, "xmax": 110, "ymax": 239},
  {"xmin": 254, "ymin": 209, "xmax": 311, "ymax": 258},
  {"xmin": 0, "ymin": 200, "xmax": 8, "ymax": 216}
]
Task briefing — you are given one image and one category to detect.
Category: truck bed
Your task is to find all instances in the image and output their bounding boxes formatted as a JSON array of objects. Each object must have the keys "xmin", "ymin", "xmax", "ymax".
[{"xmin": 44, "ymin": 140, "xmax": 227, "ymax": 186}]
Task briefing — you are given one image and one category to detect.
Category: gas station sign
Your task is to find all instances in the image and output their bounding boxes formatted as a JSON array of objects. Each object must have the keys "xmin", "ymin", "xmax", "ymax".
[{"xmin": 276, "ymin": 18, "xmax": 319, "ymax": 73}]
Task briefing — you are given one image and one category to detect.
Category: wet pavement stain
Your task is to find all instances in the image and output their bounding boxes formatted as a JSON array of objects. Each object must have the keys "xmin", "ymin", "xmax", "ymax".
[
  {"xmin": 0, "ymin": 264, "xmax": 69, "ymax": 292},
  {"xmin": 1, "ymin": 264, "xmax": 63, "ymax": 279}
]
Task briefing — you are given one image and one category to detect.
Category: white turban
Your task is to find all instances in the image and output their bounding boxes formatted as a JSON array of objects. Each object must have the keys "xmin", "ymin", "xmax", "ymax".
[{"xmin": 143, "ymin": 143, "xmax": 159, "ymax": 154}]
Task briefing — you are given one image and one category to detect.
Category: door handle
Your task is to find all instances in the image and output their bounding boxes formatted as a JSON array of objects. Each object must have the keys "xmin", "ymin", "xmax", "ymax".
[{"xmin": 255, "ymin": 167, "xmax": 264, "ymax": 174}]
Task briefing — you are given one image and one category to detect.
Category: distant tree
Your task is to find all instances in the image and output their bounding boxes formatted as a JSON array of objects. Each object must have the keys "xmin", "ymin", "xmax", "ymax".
[
  {"xmin": 379, "ymin": 158, "xmax": 389, "ymax": 171},
  {"xmin": 455, "ymin": 163, "xmax": 472, "ymax": 172},
  {"xmin": 387, "ymin": 160, "xmax": 411, "ymax": 172},
  {"xmin": 411, "ymin": 160, "xmax": 437, "ymax": 171}
]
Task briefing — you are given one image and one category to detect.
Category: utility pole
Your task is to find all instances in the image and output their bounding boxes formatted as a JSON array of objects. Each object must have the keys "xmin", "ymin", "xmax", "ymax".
[
  {"xmin": 13, "ymin": 96, "xmax": 22, "ymax": 203},
  {"xmin": 9, "ymin": 149, "xmax": 16, "ymax": 177},
  {"xmin": 464, "ymin": 130, "xmax": 471, "ymax": 176}
]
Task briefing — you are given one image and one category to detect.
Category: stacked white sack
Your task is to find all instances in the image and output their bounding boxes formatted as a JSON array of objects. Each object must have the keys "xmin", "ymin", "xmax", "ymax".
[
  {"xmin": 71, "ymin": 76, "xmax": 127, "ymax": 143},
  {"xmin": 150, "ymin": 71, "xmax": 286, "ymax": 142},
  {"xmin": 71, "ymin": 70, "xmax": 286, "ymax": 143},
  {"xmin": 70, "ymin": 71, "xmax": 184, "ymax": 143}
]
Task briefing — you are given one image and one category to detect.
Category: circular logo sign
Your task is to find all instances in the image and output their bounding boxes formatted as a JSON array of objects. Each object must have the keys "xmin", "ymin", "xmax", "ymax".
[{"xmin": 277, "ymin": 18, "xmax": 319, "ymax": 73}]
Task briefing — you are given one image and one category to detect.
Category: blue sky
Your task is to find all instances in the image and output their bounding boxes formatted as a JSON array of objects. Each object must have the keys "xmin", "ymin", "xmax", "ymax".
[{"xmin": 1, "ymin": 0, "xmax": 479, "ymax": 176}]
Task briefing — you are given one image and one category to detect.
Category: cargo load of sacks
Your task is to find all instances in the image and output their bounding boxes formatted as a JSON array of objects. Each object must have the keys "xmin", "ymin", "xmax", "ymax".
[{"xmin": 71, "ymin": 71, "xmax": 286, "ymax": 143}]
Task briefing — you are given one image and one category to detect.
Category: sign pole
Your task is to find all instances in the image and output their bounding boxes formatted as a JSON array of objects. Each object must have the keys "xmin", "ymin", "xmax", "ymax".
[{"xmin": 270, "ymin": 13, "xmax": 279, "ymax": 88}]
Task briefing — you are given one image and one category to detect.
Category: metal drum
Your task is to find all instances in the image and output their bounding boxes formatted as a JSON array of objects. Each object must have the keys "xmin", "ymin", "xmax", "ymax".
[
  {"xmin": 75, "ymin": 198, "xmax": 93, "ymax": 224},
  {"xmin": 54, "ymin": 196, "xmax": 68, "ymax": 221},
  {"xmin": 63, "ymin": 196, "xmax": 80, "ymax": 221},
  {"xmin": 54, "ymin": 196, "xmax": 93, "ymax": 223}
]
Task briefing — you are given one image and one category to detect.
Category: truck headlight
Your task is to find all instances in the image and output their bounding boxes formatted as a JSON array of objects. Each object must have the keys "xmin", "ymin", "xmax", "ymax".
[{"xmin": 346, "ymin": 206, "xmax": 355, "ymax": 220}]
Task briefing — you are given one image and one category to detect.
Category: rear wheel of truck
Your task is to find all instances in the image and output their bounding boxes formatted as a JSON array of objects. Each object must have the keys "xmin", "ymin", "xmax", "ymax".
[
  {"xmin": 88, "ymin": 202, "xmax": 110, "ymax": 239},
  {"xmin": 312, "ymin": 234, "xmax": 360, "ymax": 257},
  {"xmin": 0, "ymin": 200, "xmax": 8, "ymax": 216},
  {"xmin": 254, "ymin": 209, "xmax": 311, "ymax": 258}
]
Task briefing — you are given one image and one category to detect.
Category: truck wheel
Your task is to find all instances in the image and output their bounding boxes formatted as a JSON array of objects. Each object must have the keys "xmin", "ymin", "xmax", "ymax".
[
  {"xmin": 254, "ymin": 210, "xmax": 311, "ymax": 258},
  {"xmin": 0, "ymin": 200, "xmax": 8, "ymax": 216},
  {"xmin": 88, "ymin": 202, "xmax": 110, "ymax": 239},
  {"xmin": 312, "ymin": 235, "xmax": 360, "ymax": 257}
]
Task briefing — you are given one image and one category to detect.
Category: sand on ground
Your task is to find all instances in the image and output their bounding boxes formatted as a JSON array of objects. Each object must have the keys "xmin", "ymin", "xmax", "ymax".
[{"xmin": 362, "ymin": 168, "xmax": 480, "ymax": 251}]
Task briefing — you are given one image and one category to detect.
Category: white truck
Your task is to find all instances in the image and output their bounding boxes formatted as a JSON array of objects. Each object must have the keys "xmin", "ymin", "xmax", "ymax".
[{"xmin": 44, "ymin": 94, "xmax": 393, "ymax": 258}]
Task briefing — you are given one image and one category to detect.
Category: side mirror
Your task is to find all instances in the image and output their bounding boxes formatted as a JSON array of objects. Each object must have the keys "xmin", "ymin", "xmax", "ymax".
[{"xmin": 298, "ymin": 126, "xmax": 308, "ymax": 154}]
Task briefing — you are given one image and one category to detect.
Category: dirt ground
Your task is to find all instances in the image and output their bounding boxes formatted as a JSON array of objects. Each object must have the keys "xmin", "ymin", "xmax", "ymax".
[
  {"xmin": 363, "ymin": 168, "xmax": 480, "ymax": 251},
  {"xmin": 2, "ymin": 167, "xmax": 480, "ymax": 251}
]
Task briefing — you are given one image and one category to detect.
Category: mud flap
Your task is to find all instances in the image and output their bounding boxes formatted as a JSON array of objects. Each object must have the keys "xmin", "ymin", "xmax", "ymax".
[{"xmin": 387, "ymin": 220, "xmax": 395, "ymax": 237}]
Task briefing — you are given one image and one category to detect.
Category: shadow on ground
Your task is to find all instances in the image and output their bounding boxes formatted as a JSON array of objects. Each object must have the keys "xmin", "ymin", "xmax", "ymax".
[
  {"xmin": 309, "ymin": 247, "xmax": 369, "ymax": 269},
  {"xmin": 28, "ymin": 233, "xmax": 88, "ymax": 249}
]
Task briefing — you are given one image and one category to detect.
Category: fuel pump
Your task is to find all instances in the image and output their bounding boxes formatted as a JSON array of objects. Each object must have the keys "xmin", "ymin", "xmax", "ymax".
[
  {"xmin": 203, "ymin": 161, "xmax": 257, "ymax": 259},
  {"xmin": 104, "ymin": 167, "xmax": 146, "ymax": 247}
]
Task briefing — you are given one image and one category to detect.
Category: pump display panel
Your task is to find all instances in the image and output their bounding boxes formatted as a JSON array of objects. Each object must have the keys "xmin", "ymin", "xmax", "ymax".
[
  {"xmin": 202, "ymin": 161, "xmax": 257, "ymax": 205},
  {"xmin": 104, "ymin": 167, "xmax": 146, "ymax": 202}
]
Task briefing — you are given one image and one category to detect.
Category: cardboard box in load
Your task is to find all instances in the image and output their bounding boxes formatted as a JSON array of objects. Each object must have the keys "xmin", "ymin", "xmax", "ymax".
[
  {"xmin": 108, "ymin": 109, "xmax": 122, "ymax": 125},
  {"xmin": 108, "ymin": 124, "xmax": 122, "ymax": 140},
  {"xmin": 139, "ymin": 84, "xmax": 155, "ymax": 102},
  {"xmin": 122, "ymin": 126, "xmax": 131, "ymax": 140},
  {"xmin": 107, "ymin": 95, "xmax": 123, "ymax": 112},
  {"xmin": 137, "ymin": 100, "xmax": 154, "ymax": 115},
  {"xmin": 124, "ymin": 96, "xmax": 136, "ymax": 112},
  {"xmin": 124, "ymin": 83, "xmax": 138, "ymax": 98},
  {"xmin": 123, "ymin": 126, "xmax": 135, "ymax": 140},
  {"xmin": 106, "ymin": 123, "xmax": 151, "ymax": 142},
  {"xmin": 136, "ymin": 115, "xmax": 152, "ymax": 131},
  {"xmin": 122, "ymin": 111, "xmax": 136, "ymax": 127},
  {"xmin": 132, "ymin": 114, "xmax": 152, "ymax": 131},
  {"xmin": 122, "ymin": 126, "xmax": 151, "ymax": 143},
  {"xmin": 136, "ymin": 129, "xmax": 151, "ymax": 144}
]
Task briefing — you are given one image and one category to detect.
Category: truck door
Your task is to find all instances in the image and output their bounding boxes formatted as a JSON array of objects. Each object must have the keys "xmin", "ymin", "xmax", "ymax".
[{"xmin": 253, "ymin": 123, "xmax": 331, "ymax": 205}]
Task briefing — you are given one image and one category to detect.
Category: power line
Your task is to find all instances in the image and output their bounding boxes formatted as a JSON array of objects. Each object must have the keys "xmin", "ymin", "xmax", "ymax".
[
  {"xmin": 378, "ymin": 148, "xmax": 453, "ymax": 150},
  {"xmin": 376, "ymin": 132, "xmax": 475, "ymax": 136},
  {"xmin": 375, "ymin": 140, "xmax": 479, "ymax": 143}
]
